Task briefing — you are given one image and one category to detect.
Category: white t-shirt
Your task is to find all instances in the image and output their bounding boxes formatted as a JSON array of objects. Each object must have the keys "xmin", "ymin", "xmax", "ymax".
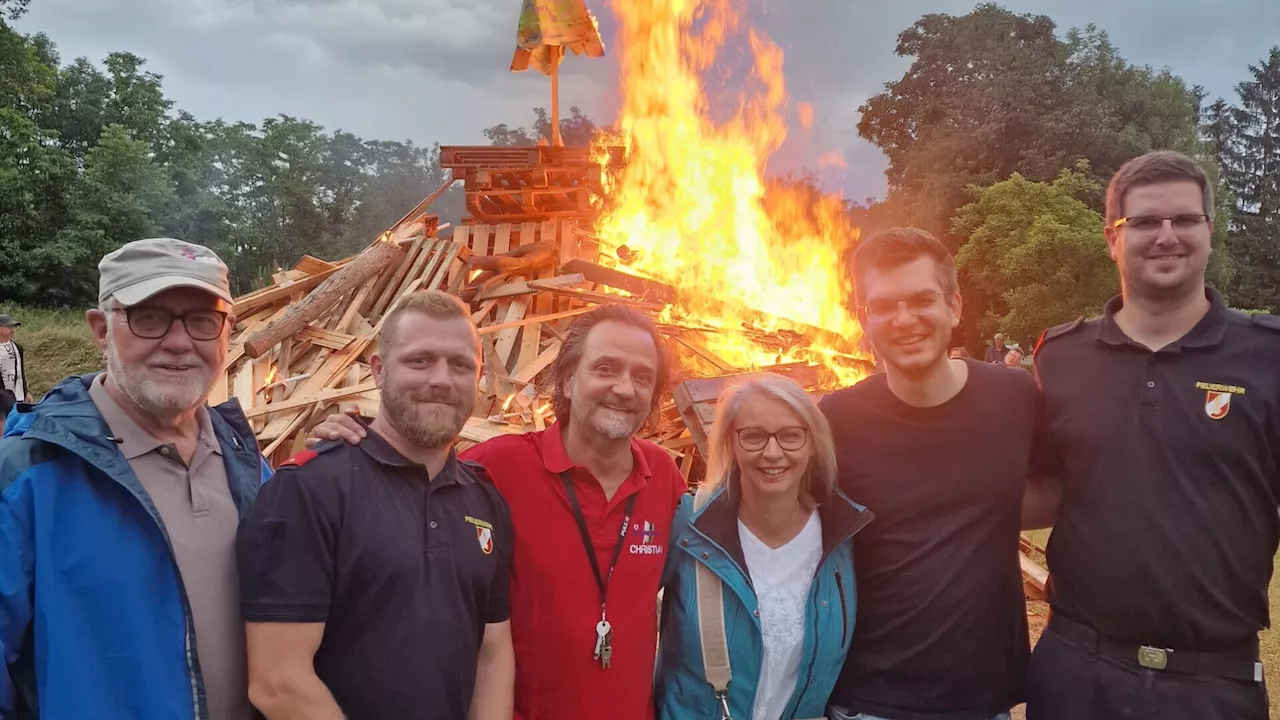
[
  {"xmin": 738, "ymin": 510, "xmax": 822, "ymax": 720},
  {"xmin": 0, "ymin": 341, "xmax": 22, "ymax": 398}
]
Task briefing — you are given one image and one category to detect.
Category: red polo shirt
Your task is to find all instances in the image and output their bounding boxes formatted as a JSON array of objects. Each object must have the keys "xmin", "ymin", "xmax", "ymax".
[{"xmin": 461, "ymin": 422, "xmax": 687, "ymax": 720}]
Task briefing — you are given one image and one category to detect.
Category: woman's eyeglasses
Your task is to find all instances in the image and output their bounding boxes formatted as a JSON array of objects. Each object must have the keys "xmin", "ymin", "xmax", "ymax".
[{"xmin": 735, "ymin": 426, "xmax": 809, "ymax": 452}]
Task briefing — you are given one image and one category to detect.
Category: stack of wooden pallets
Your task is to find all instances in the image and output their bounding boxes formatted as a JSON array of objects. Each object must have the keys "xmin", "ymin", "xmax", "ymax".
[{"xmin": 216, "ymin": 182, "xmax": 870, "ymax": 477}]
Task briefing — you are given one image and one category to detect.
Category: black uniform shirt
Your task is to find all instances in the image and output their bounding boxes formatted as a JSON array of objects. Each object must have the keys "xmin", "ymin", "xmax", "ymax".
[
  {"xmin": 1034, "ymin": 288, "xmax": 1280, "ymax": 651},
  {"xmin": 237, "ymin": 429, "xmax": 512, "ymax": 720}
]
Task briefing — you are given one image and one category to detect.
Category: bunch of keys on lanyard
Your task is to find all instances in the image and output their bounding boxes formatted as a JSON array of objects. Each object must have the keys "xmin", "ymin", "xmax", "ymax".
[
  {"xmin": 559, "ymin": 471, "xmax": 636, "ymax": 672},
  {"xmin": 594, "ymin": 611, "xmax": 614, "ymax": 669}
]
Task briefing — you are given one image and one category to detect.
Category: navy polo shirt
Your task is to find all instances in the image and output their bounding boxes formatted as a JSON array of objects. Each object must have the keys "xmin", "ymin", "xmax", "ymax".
[
  {"xmin": 237, "ymin": 428, "xmax": 512, "ymax": 720},
  {"xmin": 1034, "ymin": 289, "xmax": 1280, "ymax": 651}
]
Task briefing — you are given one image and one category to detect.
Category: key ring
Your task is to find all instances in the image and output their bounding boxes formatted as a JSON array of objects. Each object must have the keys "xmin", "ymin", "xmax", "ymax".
[{"xmin": 716, "ymin": 691, "xmax": 733, "ymax": 720}]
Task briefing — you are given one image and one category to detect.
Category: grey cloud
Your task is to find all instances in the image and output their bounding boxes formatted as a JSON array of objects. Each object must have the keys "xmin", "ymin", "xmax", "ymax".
[{"xmin": 16, "ymin": 0, "xmax": 1280, "ymax": 201}]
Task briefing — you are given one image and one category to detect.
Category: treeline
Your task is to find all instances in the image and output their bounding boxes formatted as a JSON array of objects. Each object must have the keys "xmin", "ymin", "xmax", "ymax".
[
  {"xmin": 847, "ymin": 3, "xmax": 1280, "ymax": 347},
  {"xmin": 2, "ymin": 1, "xmax": 1278, "ymax": 350},
  {"xmin": 1, "ymin": 19, "xmax": 475, "ymax": 303}
]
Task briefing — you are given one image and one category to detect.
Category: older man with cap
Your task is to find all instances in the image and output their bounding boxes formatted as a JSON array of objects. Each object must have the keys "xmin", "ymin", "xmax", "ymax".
[
  {"xmin": 0, "ymin": 238, "xmax": 270, "ymax": 720},
  {"xmin": 0, "ymin": 314, "xmax": 28, "ymax": 415}
]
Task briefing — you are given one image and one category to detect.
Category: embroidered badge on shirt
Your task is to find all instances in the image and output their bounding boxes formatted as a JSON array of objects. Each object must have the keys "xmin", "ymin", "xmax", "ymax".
[
  {"xmin": 465, "ymin": 515, "xmax": 494, "ymax": 555},
  {"xmin": 1195, "ymin": 381, "xmax": 1246, "ymax": 420}
]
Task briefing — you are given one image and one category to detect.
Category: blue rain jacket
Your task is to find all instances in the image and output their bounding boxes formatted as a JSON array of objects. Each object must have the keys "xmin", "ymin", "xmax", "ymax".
[
  {"xmin": 0, "ymin": 374, "xmax": 270, "ymax": 719},
  {"xmin": 656, "ymin": 479, "xmax": 873, "ymax": 719}
]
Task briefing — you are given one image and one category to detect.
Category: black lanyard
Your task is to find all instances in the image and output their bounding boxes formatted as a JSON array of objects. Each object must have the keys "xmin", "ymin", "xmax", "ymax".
[{"xmin": 559, "ymin": 472, "xmax": 636, "ymax": 619}]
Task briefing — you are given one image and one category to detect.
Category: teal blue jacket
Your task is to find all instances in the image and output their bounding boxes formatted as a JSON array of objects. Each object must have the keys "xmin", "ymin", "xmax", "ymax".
[{"xmin": 655, "ymin": 479, "xmax": 873, "ymax": 719}]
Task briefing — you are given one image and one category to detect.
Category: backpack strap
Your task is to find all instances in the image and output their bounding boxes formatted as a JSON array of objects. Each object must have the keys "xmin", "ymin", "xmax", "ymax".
[{"xmin": 693, "ymin": 485, "xmax": 734, "ymax": 719}]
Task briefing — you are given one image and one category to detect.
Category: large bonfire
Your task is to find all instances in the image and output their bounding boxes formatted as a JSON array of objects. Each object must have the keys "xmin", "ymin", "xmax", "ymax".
[{"xmin": 589, "ymin": 0, "xmax": 867, "ymax": 384}]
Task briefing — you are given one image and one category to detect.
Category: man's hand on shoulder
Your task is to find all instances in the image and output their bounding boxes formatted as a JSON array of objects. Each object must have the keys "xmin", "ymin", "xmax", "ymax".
[{"xmin": 305, "ymin": 407, "xmax": 366, "ymax": 448}]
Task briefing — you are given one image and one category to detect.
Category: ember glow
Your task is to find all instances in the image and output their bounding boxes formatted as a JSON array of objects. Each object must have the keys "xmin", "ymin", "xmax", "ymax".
[{"xmin": 590, "ymin": 0, "xmax": 869, "ymax": 385}]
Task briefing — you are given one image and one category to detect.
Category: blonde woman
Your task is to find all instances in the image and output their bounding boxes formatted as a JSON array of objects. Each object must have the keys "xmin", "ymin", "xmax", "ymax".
[{"xmin": 655, "ymin": 374, "xmax": 873, "ymax": 720}]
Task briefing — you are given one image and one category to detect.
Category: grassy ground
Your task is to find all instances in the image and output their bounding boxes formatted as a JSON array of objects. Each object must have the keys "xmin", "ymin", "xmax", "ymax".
[{"xmin": 0, "ymin": 304, "xmax": 102, "ymax": 399}]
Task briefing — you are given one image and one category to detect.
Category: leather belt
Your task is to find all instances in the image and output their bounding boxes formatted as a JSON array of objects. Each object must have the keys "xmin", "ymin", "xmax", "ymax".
[{"xmin": 1047, "ymin": 613, "xmax": 1263, "ymax": 683}]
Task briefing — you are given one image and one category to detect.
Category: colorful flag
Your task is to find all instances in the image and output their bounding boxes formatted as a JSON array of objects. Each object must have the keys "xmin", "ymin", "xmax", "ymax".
[{"xmin": 510, "ymin": 0, "xmax": 606, "ymax": 75}]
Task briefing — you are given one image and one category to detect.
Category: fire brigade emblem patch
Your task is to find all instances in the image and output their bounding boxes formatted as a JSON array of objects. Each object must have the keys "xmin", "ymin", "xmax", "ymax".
[
  {"xmin": 477, "ymin": 526, "xmax": 494, "ymax": 555},
  {"xmin": 1195, "ymin": 381, "xmax": 1246, "ymax": 421},
  {"xmin": 1204, "ymin": 391, "xmax": 1231, "ymax": 420}
]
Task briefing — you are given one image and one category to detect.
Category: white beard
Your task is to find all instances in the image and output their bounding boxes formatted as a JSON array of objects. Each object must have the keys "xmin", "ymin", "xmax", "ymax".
[{"xmin": 104, "ymin": 326, "xmax": 215, "ymax": 417}]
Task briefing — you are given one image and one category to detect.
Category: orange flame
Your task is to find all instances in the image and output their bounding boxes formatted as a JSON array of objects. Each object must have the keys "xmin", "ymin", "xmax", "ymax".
[
  {"xmin": 591, "ymin": 0, "xmax": 868, "ymax": 385},
  {"xmin": 262, "ymin": 366, "xmax": 279, "ymax": 389}
]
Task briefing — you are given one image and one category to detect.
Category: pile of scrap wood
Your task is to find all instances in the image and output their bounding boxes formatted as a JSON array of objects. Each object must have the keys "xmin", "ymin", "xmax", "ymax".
[{"xmin": 216, "ymin": 188, "xmax": 870, "ymax": 474}]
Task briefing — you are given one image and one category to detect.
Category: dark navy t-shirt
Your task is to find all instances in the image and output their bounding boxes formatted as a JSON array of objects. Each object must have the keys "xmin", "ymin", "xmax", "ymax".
[
  {"xmin": 237, "ymin": 430, "xmax": 512, "ymax": 720},
  {"xmin": 821, "ymin": 359, "xmax": 1041, "ymax": 720}
]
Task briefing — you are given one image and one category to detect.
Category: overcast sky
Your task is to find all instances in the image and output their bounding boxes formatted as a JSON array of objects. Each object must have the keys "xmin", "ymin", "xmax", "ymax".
[{"xmin": 15, "ymin": 0, "xmax": 1279, "ymax": 201}]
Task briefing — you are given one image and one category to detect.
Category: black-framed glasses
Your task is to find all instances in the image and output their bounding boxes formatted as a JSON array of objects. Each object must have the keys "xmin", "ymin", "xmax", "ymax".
[
  {"xmin": 858, "ymin": 291, "xmax": 945, "ymax": 321},
  {"xmin": 111, "ymin": 307, "xmax": 229, "ymax": 341},
  {"xmin": 1113, "ymin": 214, "xmax": 1210, "ymax": 233},
  {"xmin": 736, "ymin": 426, "xmax": 809, "ymax": 452}
]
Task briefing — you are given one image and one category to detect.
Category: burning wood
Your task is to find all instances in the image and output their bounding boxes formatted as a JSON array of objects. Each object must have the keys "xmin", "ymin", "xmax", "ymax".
[{"xmin": 218, "ymin": 157, "xmax": 874, "ymax": 474}]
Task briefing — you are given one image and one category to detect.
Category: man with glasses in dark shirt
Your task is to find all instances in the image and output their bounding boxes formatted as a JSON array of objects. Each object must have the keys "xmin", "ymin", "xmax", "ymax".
[
  {"xmin": 1025, "ymin": 150, "xmax": 1278, "ymax": 720},
  {"xmin": 822, "ymin": 228, "xmax": 1044, "ymax": 720}
]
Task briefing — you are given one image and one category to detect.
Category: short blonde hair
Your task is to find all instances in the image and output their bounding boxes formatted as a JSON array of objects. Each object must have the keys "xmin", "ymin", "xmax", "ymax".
[
  {"xmin": 380, "ymin": 290, "xmax": 478, "ymax": 354},
  {"xmin": 702, "ymin": 373, "xmax": 838, "ymax": 508}
]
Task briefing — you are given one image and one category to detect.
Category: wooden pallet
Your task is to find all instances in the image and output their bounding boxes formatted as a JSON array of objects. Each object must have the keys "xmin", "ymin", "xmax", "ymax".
[{"xmin": 439, "ymin": 144, "xmax": 625, "ymax": 223}]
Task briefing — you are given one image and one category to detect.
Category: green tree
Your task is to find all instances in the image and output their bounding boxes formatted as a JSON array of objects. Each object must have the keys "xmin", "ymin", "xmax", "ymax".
[
  {"xmin": 1225, "ymin": 47, "xmax": 1280, "ymax": 311},
  {"xmin": 952, "ymin": 165, "xmax": 1117, "ymax": 347},
  {"xmin": 860, "ymin": 4, "xmax": 1201, "ymax": 245},
  {"xmin": 483, "ymin": 106, "xmax": 599, "ymax": 146},
  {"xmin": 51, "ymin": 123, "xmax": 178, "ymax": 304},
  {"xmin": 0, "ymin": 107, "xmax": 80, "ymax": 303},
  {"xmin": 1, "ymin": 0, "xmax": 31, "ymax": 21}
]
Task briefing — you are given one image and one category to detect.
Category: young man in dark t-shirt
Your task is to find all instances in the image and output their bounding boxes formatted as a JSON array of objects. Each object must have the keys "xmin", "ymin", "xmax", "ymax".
[{"xmin": 822, "ymin": 228, "xmax": 1044, "ymax": 720}]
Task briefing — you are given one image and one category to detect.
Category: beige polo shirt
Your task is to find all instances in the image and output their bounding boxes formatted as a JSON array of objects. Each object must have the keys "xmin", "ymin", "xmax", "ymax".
[{"xmin": 89, "ymin": 375, "xmax": 253, "ymax": 720}]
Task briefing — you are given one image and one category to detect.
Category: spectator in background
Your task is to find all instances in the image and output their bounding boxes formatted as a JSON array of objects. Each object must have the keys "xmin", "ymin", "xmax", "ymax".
[
  {"xmin": 0, "ymin": 315, "xmax": 29, "ymax": 415},
  {"xmin": 1003, "ymin": 348, "xmax": 1025, "ymax": 368},
  {"xmin": 949, "ymin": 347, "xmax": 971, "ymax": 359},
  {"xmin": 984, "ymin": 332, "xmax": 1009, "ymax": 363}
]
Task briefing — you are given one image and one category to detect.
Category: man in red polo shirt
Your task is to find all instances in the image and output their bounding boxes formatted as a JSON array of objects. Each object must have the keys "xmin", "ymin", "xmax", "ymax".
[{"xmin": 312, "ymin": 305, "xmax": 687, "ymax": 720}]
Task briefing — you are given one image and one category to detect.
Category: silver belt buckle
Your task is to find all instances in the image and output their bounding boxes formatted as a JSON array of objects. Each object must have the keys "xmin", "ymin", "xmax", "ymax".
[{"xmin": 1137, "ymin": 645, "xmax": 1170, "ymax": 670}]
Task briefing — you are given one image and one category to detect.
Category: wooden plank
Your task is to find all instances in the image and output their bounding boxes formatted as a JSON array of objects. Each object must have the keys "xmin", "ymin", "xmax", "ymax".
[
  {"xmin": 369, "ymin": 239, "xmax": 431, "ymax": 321},
  {"xmin": 373, "ymin": 240, "xmax": 436, "ymax": 320},
  {"xmin": 516, "ymin": 321, "xmax": 541, "ymax": 375},
  {"xmin": 557, "ymin": 218, "xmax": 577, "ymax": 265},
  {"xmin": 448, "ymin": 226, "xmax": 471, "ymax": 286},
  {"xmin": 494, "ymin": 301, "xmax": 527, "ymax": 366},
  {"xmin": 471, "ymin": 224, "xmax": 492, "ymax": 256},
  {"xmin": 244, "ymin": 381, "xmax": 381, "ymax": 419},
  {"xmin": 231, "ymin": 360, "xmax": 255, "ymax": 411},
  {"xmin": 513, "ymin": 339, "xmax": 561, "ymax": 383},
  {"xmin": 558, "ymin": 259, "xmax": 677, "ymax": 304},
  {"xmin": 517, "ymin": 222, "xmax": 538, "ymax": 251},
  {"xmin": 1020, "ymin": 551, "xmax": 1048, "ymax": 600},
  {"xmin": 423, "ymin": 243, "xmax": 462, "ymax": 292},
  {"xmin": 476, "ymin": 273, "xmax": 586, "ymax": 301},
  {"xmin": 531, "ymin": 282, "xmax": 667, "ymax": 311},
  {"xmin": 672, "ymin": 335, "xmax": 737, "ymax": 373},
  {"xmin": 298, "ymin": 326, "xmax": 355, "ymax": 351},
  {"xmin": 478, "ymin": 306, "xmax": 593, "ymax": 336},
  {"xmin": 492, "ymin": 223, "xmax": 512, "ymax": 256},
  {"xmin": 293, "ymin": 255, "xmax": 336, "ymax": 275},
  {"xmin": 338, "ymin": 284, "xmax": 374, "ymax": 333},
  {"xmin": 471, "ymin": 299, "xmax": 499, "ymax": 324},
  {"xmin": 232, "ymin": 266, "xmax": 340, "ymax": 317},
  {"xmin": 363, "ymin": 235, "xmax": 425, "ymax": 317}
]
